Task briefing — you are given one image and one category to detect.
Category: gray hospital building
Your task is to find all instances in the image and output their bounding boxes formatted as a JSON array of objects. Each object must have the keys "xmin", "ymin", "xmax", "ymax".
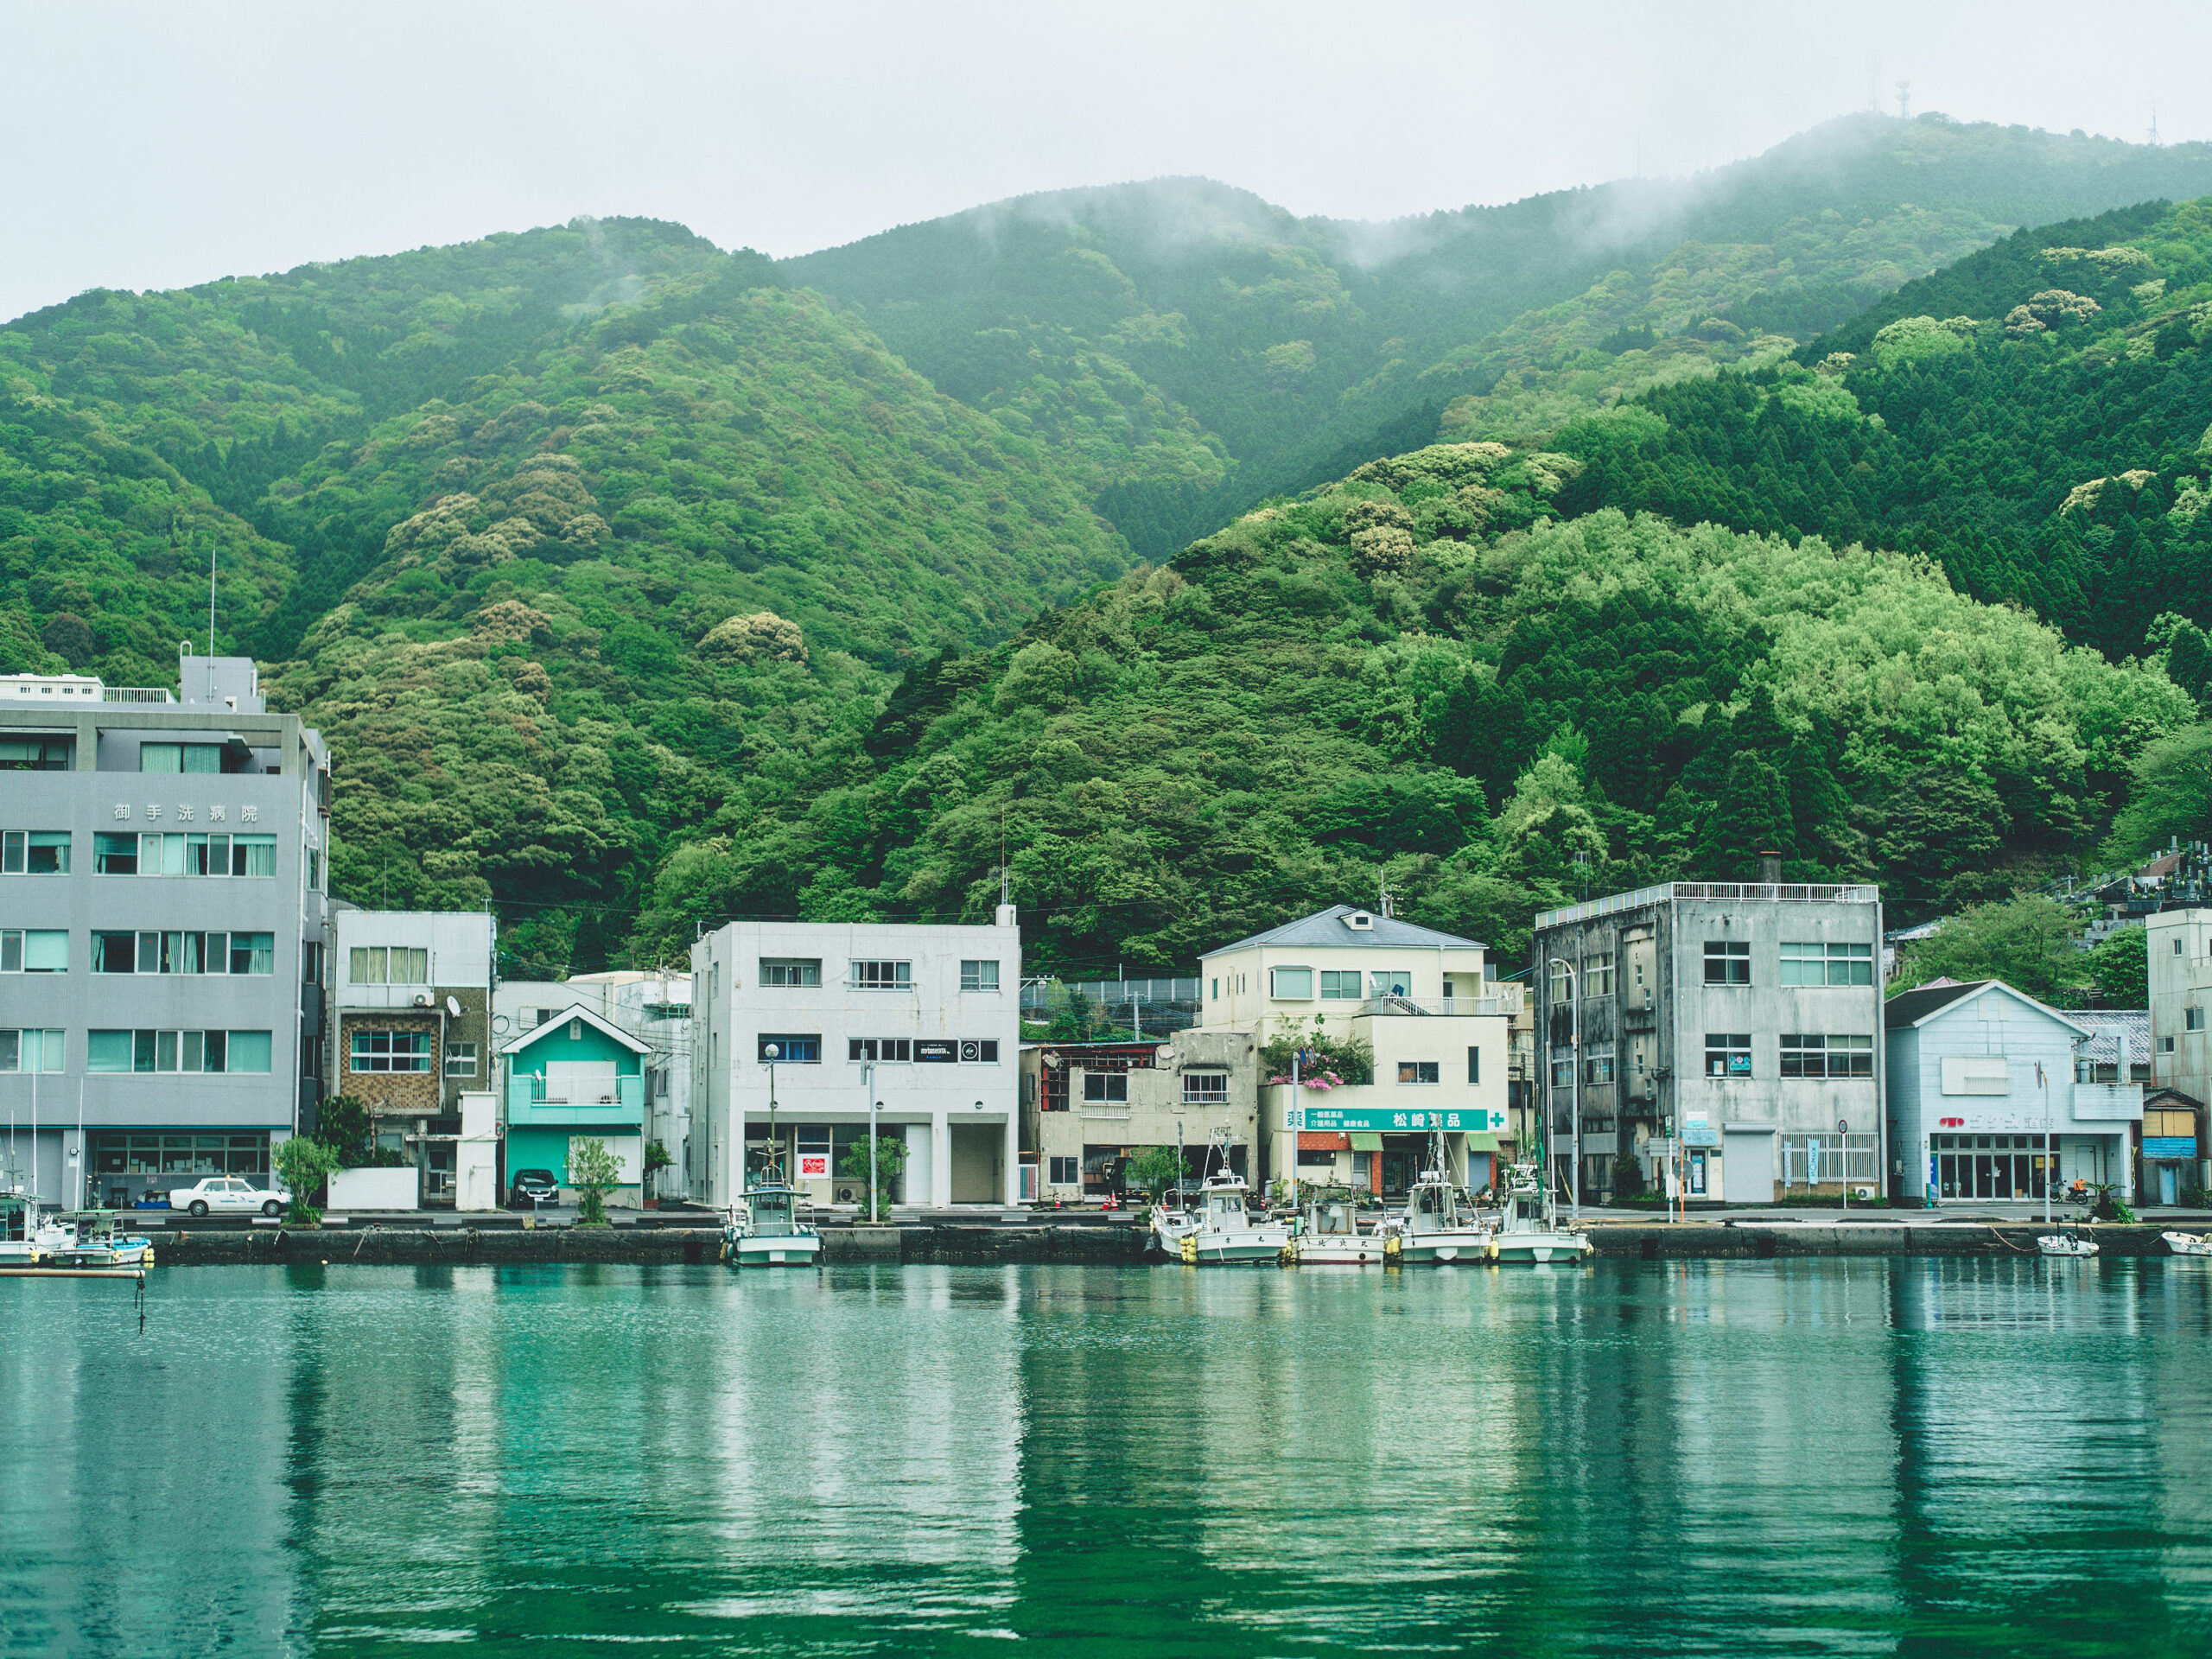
[{"xmin": 1, "ymin": 657, "xmax": 331, "ymax": 1206}]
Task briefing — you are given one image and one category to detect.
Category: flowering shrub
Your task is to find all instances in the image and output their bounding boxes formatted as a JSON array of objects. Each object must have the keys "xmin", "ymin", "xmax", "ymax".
[{"xmin": 1266, "ymin": 1070, "xmax": 1348, "ymax": 1090}]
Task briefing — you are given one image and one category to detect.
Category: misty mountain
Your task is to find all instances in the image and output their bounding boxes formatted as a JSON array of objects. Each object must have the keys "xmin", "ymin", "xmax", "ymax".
[{"xmin": 788, "ymin": 115, "xmax": 2212, "ymax": 554}]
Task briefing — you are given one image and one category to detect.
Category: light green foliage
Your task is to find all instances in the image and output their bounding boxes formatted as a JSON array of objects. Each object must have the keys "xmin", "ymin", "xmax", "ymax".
[
  {"xmin": 2080, "ymin": 925, "xmax": 2148, "ymax": 1008},
  {"xmin": 272, "ymin": 1135, "xmax": 343, "ymax": 1225},
  {"xmin": 1870, "ymin": 315, "xmax": 1972, "ymax": 366},
  {"xmin": 1891, "ymin": 896, "xmax": 2090, "ymax": 1005},
  {"xmin": 2107, "ymin": 723, "xmax": 2212, "ymax": 862},
  {"xmin": 569, "ymin": 1138, "xmax": 621, "ymax": 1226},
  {"xmin": 1261, "ymin": 1017, "xmax": 1376, "ymax": 1086},
  {"xmin": 1124, "ymin": 1145, "xmax": 1186, "ymax": 1200},
  {"xmin": 836, "ymin": 1135, "xmax": 909, "ymax": 1221}
]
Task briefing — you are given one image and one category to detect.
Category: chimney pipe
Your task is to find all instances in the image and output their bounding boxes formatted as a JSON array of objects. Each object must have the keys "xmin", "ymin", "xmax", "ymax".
[{"xmin": 1758, "ymin": 849, "xmax": 1783, "ymax": 884}]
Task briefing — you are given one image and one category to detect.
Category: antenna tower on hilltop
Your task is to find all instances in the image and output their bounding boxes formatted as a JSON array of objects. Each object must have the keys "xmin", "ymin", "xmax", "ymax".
[
  {"xmin": 1896, "ymin": 80, "xmax": 1910, "ymax": 121},
  {"xmin": 2150, "ymin": 106, "xmax": 2161, "ymax": 146}
]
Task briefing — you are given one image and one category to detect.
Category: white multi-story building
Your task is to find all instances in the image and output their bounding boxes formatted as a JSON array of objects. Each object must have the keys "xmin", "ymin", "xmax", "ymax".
[{"xmin": 689, "ymin": 911, "xmax": 1021, "ymax": 1209}]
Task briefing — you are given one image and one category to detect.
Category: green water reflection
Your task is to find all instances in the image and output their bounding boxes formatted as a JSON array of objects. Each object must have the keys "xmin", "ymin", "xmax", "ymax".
[{"xmin": 5, "ymin": 1259, "xmax": 2209, "ymax": 1656}]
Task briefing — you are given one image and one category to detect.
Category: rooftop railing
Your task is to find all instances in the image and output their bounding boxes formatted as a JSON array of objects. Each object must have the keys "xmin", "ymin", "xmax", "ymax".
[
  {"xmin": 101, "ymin": 688, "xmax": 175, "ymax": 703},
  {"xmin": 1354, "ymin": 991, "xmax": 1523, "ymax": 1019},
  {"xmin": 1535, "ymin": 881, "xmax": 1879, "ymax": 930}
]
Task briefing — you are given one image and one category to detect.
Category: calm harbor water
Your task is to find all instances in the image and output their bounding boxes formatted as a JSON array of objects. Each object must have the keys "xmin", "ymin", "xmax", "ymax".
[{"xmin": 6, "ymin": 1259, "xmax": 2211, "ymax": 1657}]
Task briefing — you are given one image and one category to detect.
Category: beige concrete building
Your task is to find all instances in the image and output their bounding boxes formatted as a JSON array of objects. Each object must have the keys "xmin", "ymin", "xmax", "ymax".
[
  {"xmin": 1198, "ymin": 905, "xmax": 1516, "ymax": 1198},
  {"xmin": 1020, "ymin": 1027, "xmax": 1261, "ymax": 1200}
]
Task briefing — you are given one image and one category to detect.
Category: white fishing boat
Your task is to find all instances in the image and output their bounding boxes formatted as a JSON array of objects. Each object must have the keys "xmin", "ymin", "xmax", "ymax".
[
  {"xmin": 722, "ymin": 1178, "xmax": 822, "ymax": 1267},
  {"xmin": 1487, "ymin": 1162, "xmax": 1592, "ymax": 1264},
  {"xmin": 43, "ymin": 1211, "xmax": 154, "ymax": 1269},
  {"xmin": 1147, "ymin": 1187, "xmax": 1203, "ymax": 1257},
  {"xmin": 1287, "ymin": 1190, "xmax": 1395, "ymax": 1265},
  {"xmin": 2037, "ymin": 1233, "xmax": 2100, "ymax": 1257},
  {"xmin": 2161, "ymin": 1230, "xmax": 2212, "ymax": 1257},
  {"xmin": 1390, "ymin": 1146, "xmax": 1493, "ymax": 1264},
  {"xmin": 0, "ymin": 1196, "xmax": 71, "ymax": 1265},
  {"xmin": 1179, "ymin": 1169, "xmax": 1290, "ymax": 1265}
]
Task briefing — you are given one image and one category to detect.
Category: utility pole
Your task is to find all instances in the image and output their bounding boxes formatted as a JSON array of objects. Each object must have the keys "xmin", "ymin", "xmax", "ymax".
[
  {"xmin": 1548, "ymin": 957, "xmax": 1580, "ymax": 1219},
  {"xmin": 864, "ymin": 1056, "xmax": 878, "ymax": 1224}
]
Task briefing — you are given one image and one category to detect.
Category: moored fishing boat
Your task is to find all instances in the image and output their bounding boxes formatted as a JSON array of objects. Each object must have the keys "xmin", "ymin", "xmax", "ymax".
[
  {"xmin": 1390, "ymin": 1145, "xmax": 1491, "ymax": 1264},
  {"xmin": 1147, "ymin": 1187, "xmax": 1202, "ymax": 1257},
  {"xmin": 1179, "ymin": 1169, "xmax": 1290, "ymax": 1264},
  {"xmin": 2162, "ymin": 1230, "xmax": 2212, "ymax": 1257},
  {"xmin": 0, "ymin": 1195, "xmax": 71, "ymax": 1265},
  {"xmin": 44, "ymin": 1211, "xmax": 154, "ymax": 1268},
  {"xmin": 2037, "ymin": 1233, "xmax": 2100, "ymax": 1257},
  {"xmin": 1486, "ymin": 1162, "xmax": 1592, "ymax": 1264},
  {"xmin": 722, "ymin": 1177, "xmax": 823, "ymax": 1267},
  {"xmin": 1286, "ymin": 1188, "xmax": 1394, "ymax": 1265}
]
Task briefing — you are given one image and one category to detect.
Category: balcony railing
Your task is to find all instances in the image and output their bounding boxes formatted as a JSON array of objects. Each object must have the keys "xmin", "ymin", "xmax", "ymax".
[
  {"xmin": 101, "ymin": 687, "xmax": 176, "ymax": 703},
  {"xmin": 1355, "ymin": 991, "xmax": 1522, "ymax": 1018},
  {"xmin": 1536, "ymin": 881, "xmax": 1878, "ymax": 930},
  {"xmin": 506, "ymin": 1074, "xmax": 645, "ymax": 1123}
]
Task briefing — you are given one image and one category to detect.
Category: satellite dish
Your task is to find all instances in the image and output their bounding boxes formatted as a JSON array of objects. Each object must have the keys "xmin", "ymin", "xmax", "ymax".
[
  {"xmin": 446, "ymin": 995, "xmax": 461, "ymax": 1018},
  {"xmin": 1155, "ymin": 1044, "xmax": 1176, "ymax": 1065}
]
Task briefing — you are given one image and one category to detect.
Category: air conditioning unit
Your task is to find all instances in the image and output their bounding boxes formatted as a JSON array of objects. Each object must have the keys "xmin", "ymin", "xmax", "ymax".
[
  {"xmin": 1854, "ymin": 1185, "xmax": 1876, "ymax": 1200},
  {"xmin": 411, "ymin": 994, "xmax": 431, "ymax": 1008},
  {"xmin": 835, "ymin": 1183, "xmax": 861, "ymax": 1204}
]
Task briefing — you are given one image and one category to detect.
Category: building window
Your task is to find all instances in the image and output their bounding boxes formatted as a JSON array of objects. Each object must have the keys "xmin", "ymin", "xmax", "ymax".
[
  {"xmin": 350, "ymin": 946, "xmax": 429, "ymax": 985},
  {"xmin": 2160, "ymin": 1035, "xmax": 2177, "ymax": 1053},
  {"xmin": 1550, "ymin": 1055, "xmax": 1573, "ymax": 1087},
  {"xmin": 92, "ymin": 931, "xmax": 272, "ymax": 976},
  {"xmin": 1704, "ymin": 942, "xmax": 1750, "ymax": 985},
  {"xmin": 849, "ymin": 1038, "xmax": 913, "ymax": 1062},
  {"xmin": 1183, "ymin": 1071, "xmax": 1229, "ymax": 1104},
  {"xmin": 1704, "ymin": 1033, "xmax": 1752, "ymax": 1077},
  {"xmin": 1049, "ymin": 1155, "xmax": 1081, "ymax": 1185},
  {"xmin": 1548, "ymin": 961, "xmax": 1573, "ymax": 1004},
  {"xmin": 132, "ymin": 832, "xmax": 276, "ymax": 877},
  {"xmin": 960, "ymin": 959, "xmax": 1001, "ymax": 992},
  {"xmin": 758, "ymin": 1034, "xmax": 821, "ymax": 1064},
  {"xmin": 1582, "ymin": 952, "xmax": 1615, "ymax": 997},
  {"xmin": 88, "ymin": 1029, "xmax": 270, "ymax": 1073},
  {"xmin": 0, "ymin": 741, "xmax": 70, "ymax": 772},
  {"xmin": 1368, "ymin": 969, "xmax": 1414, "ymax": 998},
  {"xmin": 350, "ymin": 1030, "xmax": 431, "ymax": 1073},
  {"xmin": 851, "ymin": 959, "xmax": 912, "ymax": 990},
  {"xmin": 92, "ymin": 833, "xmax": 138, "ymax": 874},
  {"xmin": 444, "ymin": 1042, "xmax": 479, "ymax": 1078},
  {"xmin": 1211, "ymin": 977, "xmax": 1219, "ymax": 1001},
  {"xmin": 0, "ymin": 1029, "xmax": 64, "ymax": 1072},
  {"xmin": 1779, "ymin": 941, "xmax": 1874, "ymax": 987},
  {"xmin": 1, "ymin": 830, "xmax": 70, "ymax": 874},
  {"xmin": 0, "ymin": 929, "xmax": 67, "ymax": 973},
  {"xmin": 1083, "ymin": 1072, "xmax": 1129, "ymax": 1103},
  {"xmin": 1270, "ymin": 966, "xmax": 1314, "ymax": 1000},
  {"xmin": 1397, "ymin": 1060, "xmax": 1440, "ymax": 1084},
  {"xmin": 1780, "ymin": 1033, "xmax": 1874, "ymax": 1079},
  {"xmin": 1585, "ymin": 1051, "xmax": 1615, "ymax": 1084},
  {"xmin": 2175, "ymin": 938, "xmax": 2186, "ymax": 957},
  {"xmin": 759, "ymin": 957, "xmax": 820, "ymax": 988},
  {"xmin": 2190, "ymin": 1008, "xmax": 2205, "ymax": 1033},
  {"xmin": 138, "ymin": 742, "xmax": 225, "ymax": 773},
  {"xmin": 1319, "ymin": 969, "xmax": 1363, "ymax": 1001}
]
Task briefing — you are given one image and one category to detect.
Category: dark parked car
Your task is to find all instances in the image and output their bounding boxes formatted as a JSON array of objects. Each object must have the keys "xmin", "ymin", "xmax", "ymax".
[{"xmin": 508, "ymin": 1169, "xmax": 560, "ymax": 1209}]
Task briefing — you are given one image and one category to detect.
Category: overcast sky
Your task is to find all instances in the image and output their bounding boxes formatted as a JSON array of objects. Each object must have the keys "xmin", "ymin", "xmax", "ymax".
[{"xmin": 6, "ymin": 0, "xmax": 2209, "ymax": 324}]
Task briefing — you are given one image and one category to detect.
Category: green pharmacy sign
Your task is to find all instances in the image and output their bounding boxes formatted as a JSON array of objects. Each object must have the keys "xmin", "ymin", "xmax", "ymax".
[{"xmin": 1292, "ymin": 1105, "xmax": 1507, "ymax": 1133}]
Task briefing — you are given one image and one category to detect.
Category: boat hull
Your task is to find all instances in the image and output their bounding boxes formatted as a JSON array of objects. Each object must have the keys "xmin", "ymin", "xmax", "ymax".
[
  {"xmin": 2037, "ymin": 1236, "xmax": 2099, "ymax": 1257},
  {"xmin": 1489, "ymin": 1231, "xmax": 1592, "ymax": 1264},
  {"xmin": 1290, "ymin": 1236, "xmax": 1397, "ymax": 1266},
  {"xmin": 1398, "ymin": 1230, "xmax": 1493, "ymax": 1265},
  {"xmin": 728, "ymin": 1235, "xmax": 823, "ymax": 1267},
  {"xmin": 1180, "ymin": 1230, "xmax": 1290, "ymax": 1265},
  {"xmin": 2162, "ymin": 1231, "xmax": 2212, "ymax": 1257}
]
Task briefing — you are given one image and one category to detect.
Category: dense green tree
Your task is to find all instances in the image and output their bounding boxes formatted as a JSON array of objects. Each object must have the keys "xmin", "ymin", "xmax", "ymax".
[{"xmin": 1891, "ymin": 895, "xmax": 2090, "ymax": 1005}]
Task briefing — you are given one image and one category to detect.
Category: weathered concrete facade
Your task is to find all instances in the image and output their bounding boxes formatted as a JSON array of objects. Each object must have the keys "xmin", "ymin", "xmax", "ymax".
[{"xmin": 1533, "ymin": 881, "xmax": 1885, "ymax": 1205}]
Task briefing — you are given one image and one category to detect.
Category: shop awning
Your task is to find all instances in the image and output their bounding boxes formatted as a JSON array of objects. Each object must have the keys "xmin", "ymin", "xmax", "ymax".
[
  {"xmin": 1349, "ymin": 1132, "xmax": 1383, "ymax": 1151},
  {"xmin": 1464, "ymin": 1132, "xmax": 1503, "ymax": 1153}
]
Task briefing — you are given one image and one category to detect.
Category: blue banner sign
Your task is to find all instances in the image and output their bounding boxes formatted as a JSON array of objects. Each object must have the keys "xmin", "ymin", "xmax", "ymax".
[
  {"xmin": 1291, "ymin": 1105, "xmax": 1506, "ymax": 1133},
  {"xmin": 1680, "ymin": 1122, "xmax": 1719, "ymax": 1147},
  {"xmin": 2144, "ymin": 1136, "xmax": 2198, "ymax": 1160}
]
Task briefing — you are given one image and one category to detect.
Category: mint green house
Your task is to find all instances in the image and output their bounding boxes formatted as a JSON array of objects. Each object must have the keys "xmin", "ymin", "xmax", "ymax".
[{"xmin": 500, "ymin": 1007, "xmax": 650, "ymax": 1206}]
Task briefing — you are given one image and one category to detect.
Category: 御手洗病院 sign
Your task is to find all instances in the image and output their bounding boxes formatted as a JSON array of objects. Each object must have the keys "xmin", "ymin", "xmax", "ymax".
[{"xmin": 1287, "ymin": 1105, "xmax": 1506, "ymax": 1133}]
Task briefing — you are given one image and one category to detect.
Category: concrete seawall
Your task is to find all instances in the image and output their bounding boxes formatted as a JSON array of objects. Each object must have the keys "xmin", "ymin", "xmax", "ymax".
[{"xmin": 142, "ymin": 1221, "xmax": 2181, "ymax": 1268}]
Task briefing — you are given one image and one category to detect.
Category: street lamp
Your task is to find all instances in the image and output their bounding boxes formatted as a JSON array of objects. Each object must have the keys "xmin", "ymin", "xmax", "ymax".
[
  {"xmin": 760, "ymin": 1042, "xmax": 780, "ymax": 1190},
  {"xmin": 1547, "ymin": 957, "xmax": 1580, "ymax": 1221},
  {"xmin": 862, "ymin": 1056, "xmax": 880, "ymax": 1225}
]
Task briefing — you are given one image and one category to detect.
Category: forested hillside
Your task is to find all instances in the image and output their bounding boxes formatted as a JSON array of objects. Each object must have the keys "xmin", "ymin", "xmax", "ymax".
[
  {"xmin": 631, "ymin": 448, "xmax": 2191, "ymax": 969},
  {"xmin": 790, "ymin": 117, "xmax": 2212, "ymax": 554},
  {"xmin": 1548, "ymin": 197, "xmax": 2212, "ymax": 658},
  {"xmin": 9, "ymin": 128, "xmax": 2212, "ymax": 976}
]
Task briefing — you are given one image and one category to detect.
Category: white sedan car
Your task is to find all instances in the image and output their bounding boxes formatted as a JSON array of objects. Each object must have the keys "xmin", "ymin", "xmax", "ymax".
[{"xmin": 168, "ymin": 1177, "xmax": 286, "ymax": 1217}]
